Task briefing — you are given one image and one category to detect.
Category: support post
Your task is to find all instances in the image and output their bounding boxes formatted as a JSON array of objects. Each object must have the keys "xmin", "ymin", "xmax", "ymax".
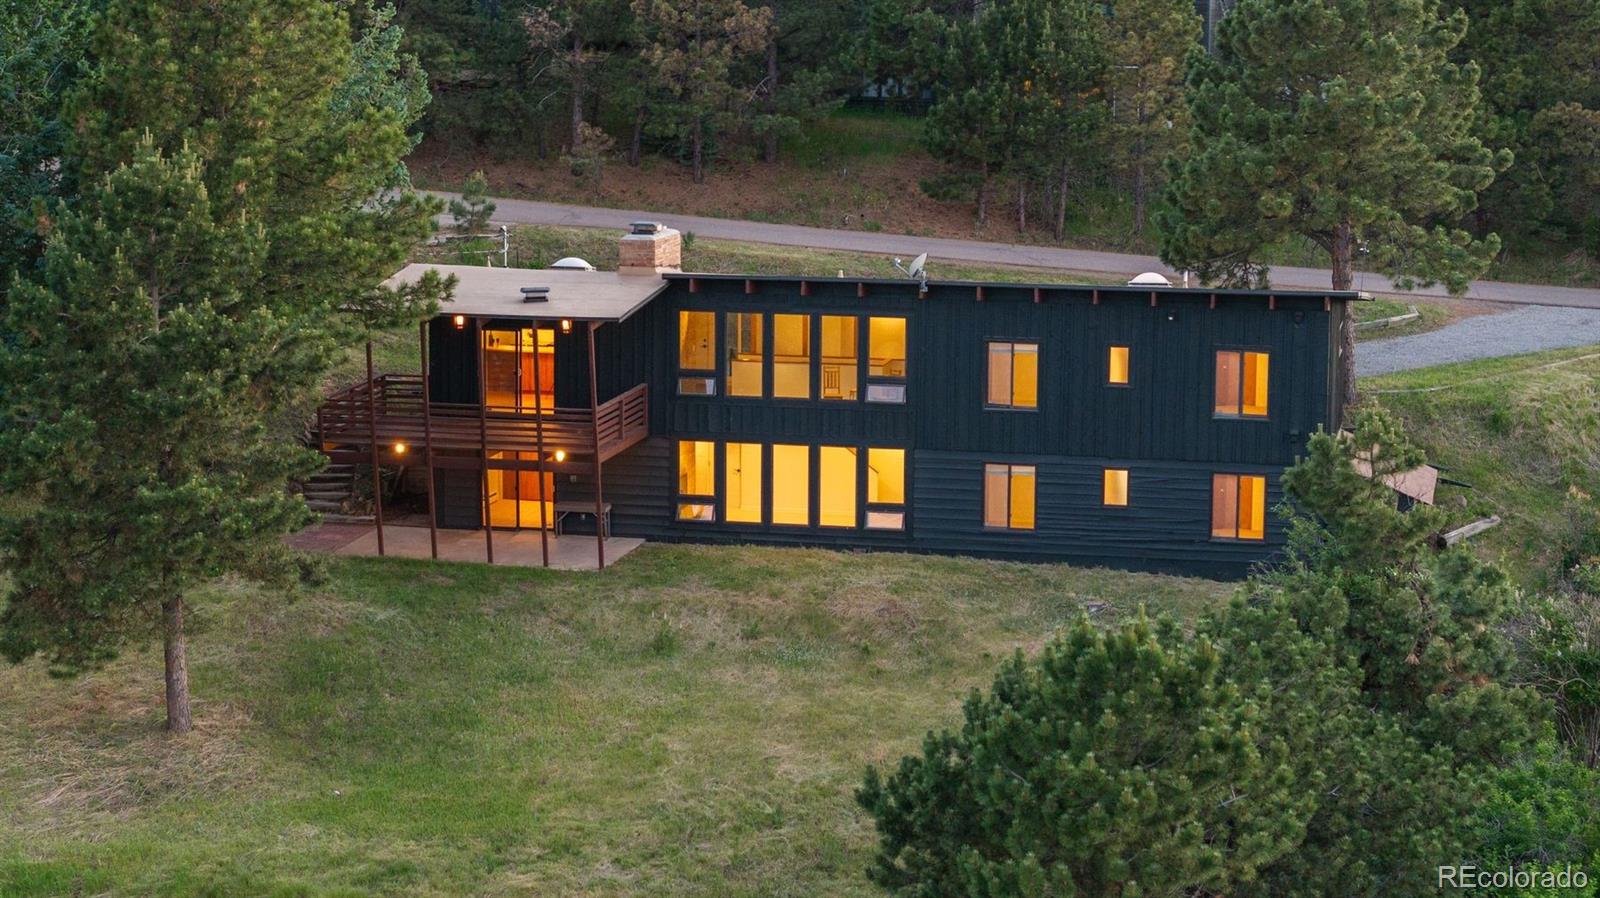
[
  {"xmin": 532, "ymin": 323, "xmax": 551, "ymax": 568},
  {"xmin": 475, "ymin": 318, "xmax": 494, "ymax": 564},
  {"xmin": 588, "ymin": 322, "xmax": 606, "ymax": 570},
  {"xmin": 420, "ymin": 320, "xmax": 438, "ymax": 559},
  {"xmin": 365, "ymin": 340, "xmax": 385, "ymax": 556}
]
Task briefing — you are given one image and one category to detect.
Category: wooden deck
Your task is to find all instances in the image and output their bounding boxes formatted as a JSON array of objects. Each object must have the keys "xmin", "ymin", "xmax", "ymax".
[{"xmin": 316, "ymin": 374, "xmax": 648, "ymax": 462}]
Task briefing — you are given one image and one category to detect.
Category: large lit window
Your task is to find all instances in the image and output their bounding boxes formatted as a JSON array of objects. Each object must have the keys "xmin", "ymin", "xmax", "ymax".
[
  {"xmin": 820, "ymin": 316, "xmax": 859, "ymax": 401},
  {"xmin": 1212, "ymin": 474, "xmax": 1266, "ymax": 540},
  {"xmin": 727, "ymin": 313, "xmax": 765, "ymax": 398},
  {"xmin": 678, "ymin": 311, "xmax": 718, "ymax": 395},
  {"xmin": 1108, "ymin": 345, "xmax": 1130, "ymax": 385},
  {"xmin": 1103, "ymin": 468, "xmax": 1128, "ymax": 507},
  {"xmin": 772, "ymin": 444, "xmax": 810, "ymax": 525},
  {"xmin": 820, "ymin": 446, "xmax": 858, "ymax": 527},
  {"xmin": 676, "ymin": 440, "xmax": 715, "ymax": 521},
  {"xmin": 866, "ymin": 448, "xmax": 906, "ymax": 530},
  {"xmin": 1215, "ymin": 350, "xmax": 1269, "ymax": 417},
  {"xmin": 726, "ymin": 442, "xmax": 763, "ymax": 523},
  {"xmin": 865, "ymin": 316, "xmax": 908, "ymax": 404},
  {"xmin": 773, "ymin": 314, "xmax": 811, "ymax": 399},
  {"xmin": 983, "ymin": 464, "xmax": 1036, "ymax": 530},
  {"xmin": 986, "ymin": 341, "xmax": 1039, "ymax": 409}
]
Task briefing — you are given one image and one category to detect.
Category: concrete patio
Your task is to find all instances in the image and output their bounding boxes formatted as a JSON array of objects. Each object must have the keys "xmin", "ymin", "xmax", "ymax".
[{"xmin": 287, "ymin": 522, "xmax": 644, "ymax": 571}]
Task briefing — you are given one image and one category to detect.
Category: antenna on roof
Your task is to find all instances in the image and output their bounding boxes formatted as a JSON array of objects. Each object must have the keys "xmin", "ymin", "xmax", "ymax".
[{"xmin": 893, "ymin": 252, "xmax": 930, "ymax": 291}]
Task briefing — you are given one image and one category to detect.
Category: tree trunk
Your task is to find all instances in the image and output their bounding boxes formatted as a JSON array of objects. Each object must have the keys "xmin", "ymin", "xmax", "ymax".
[
  {"xmin": 692, "ymin": 115, "xmax": 705, "ymax": 184},
  {"xmin": 976, "ymin": 163, "xmax": 990, "ymax": 225},
  {"xmin": 570, "ymin": 33, "xmax": 585, "ymax": 152},
  {"xmin": 1054, "ymin": 162, "xmax": 1069, "ymax": 241},
  {"xmin": 1132, "ymin": 161, "xmax": 1147, "ymax": 233},
  {"xmin": 628, "ymin": 105, "xmax": 644, "ymax": 167},
  {"xmin": 163, "ymin": 595, "xmax": 192, "ymax": 734},
  {"xmin": 1017, "ymin": 181, "xmax": 1027, "ymax": 233},
  {"xmin": 1331, "ymin": 220, "xmax": 1359, "ymax": 419},
  {"xmin": 763, "ymin": 33, "xmax": 779, "ymax": 164}
]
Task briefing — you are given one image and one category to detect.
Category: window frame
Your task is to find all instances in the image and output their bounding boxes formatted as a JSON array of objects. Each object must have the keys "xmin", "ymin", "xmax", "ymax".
[
  {"xmin": 985, "ymin": 339, "xmax": 1041, "ymax": 411},
  {"xmin": 864, "ymin": 447, "xmax": 908, "ymax": 531},
  {"xmin": 865, "ymin": 316, "xmax": 909, "ymax": 404},
  {"xmin": 770, "ymin": 312, "xmax": 814, "ymax": 401},
  {"xmin": 982, "ymin": 463, "xmax": 1037, "ymax": 531},
  {"xmin": 674, "ymin": 439, "xmax": 718, "ymax": 523},
  {"xmin": 819, "ymin": 314, "xmax": 862, "ymax": 402},
  {"xmin": 1210, "ymin": 472, "xmax": 1268, "ymax": 541},
  {"xmin": 1102, "ymin": 467, "xmax": 1129, "ymax": 508},
  {"xmin": 770, "ymin": 442, "xmax": 811, "ymax": 526},
  {"xmin": 1213, "ymin": 347, "xmax": 1271, "ymax": 420},
  {"xmin": 723, "ymin": 311, "xmax": 767, "ymax": 400},
  {"xmin": 1106, "ymin": 344, "xmax": 1132, "ymax": 387},
  {"xmin": 676, "ymin": 310, "xmax": 720, "ymax": 397}
]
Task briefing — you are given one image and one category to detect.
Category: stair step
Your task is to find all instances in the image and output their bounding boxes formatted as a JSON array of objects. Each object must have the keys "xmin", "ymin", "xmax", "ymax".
[
  {"xmin": 306, "ymin": 500, "xmax": 347, "ymax": 512},
  {"xmin": 318, "ymin": 513, "xmax": 375, "ymax": 524}
]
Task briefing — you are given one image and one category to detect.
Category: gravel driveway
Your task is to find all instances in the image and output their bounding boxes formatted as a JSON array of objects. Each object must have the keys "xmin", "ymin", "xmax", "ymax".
[{"xmin": 1358, "ymin": 305, "xmax": 1600, "ymax": 376}]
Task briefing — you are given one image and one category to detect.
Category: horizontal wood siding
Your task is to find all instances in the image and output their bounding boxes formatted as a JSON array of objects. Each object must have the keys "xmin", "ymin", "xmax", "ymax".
[{"xmin": 433, "ymin": 467, "xmax": 482, "ymax": 529}]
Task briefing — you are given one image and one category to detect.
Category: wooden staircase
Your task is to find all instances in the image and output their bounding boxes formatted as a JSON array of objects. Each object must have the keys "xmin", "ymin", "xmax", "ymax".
[{"xmin": 301, "ymin": 463, "xmax": 371, "ymax": 523}]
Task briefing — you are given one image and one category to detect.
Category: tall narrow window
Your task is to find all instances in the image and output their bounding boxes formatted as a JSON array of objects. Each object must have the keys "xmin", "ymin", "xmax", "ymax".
[
  {"xmin": 820, "ymin": 316, "xmax": 859, "ymax": 400},
  {"xmin": 676, "ymin": 440, "xmax": 715, "ymax": 521},
  {"xmin": 726, "ymin": 442, "xmax": 763, "ymax": 523},
  {"xmin": 1215, "ymin": 350, "xmax": 1269, "ymax": 417},
  {"xmin": 820, "ymin": 446, "xmax": 858, "ymax": 527},
  {"xmin": 1103, "ymin": 468, "xmax": 1128, "ymax": 507},
  {"xmin": 1211, "ymin": 473, "xmax": 1266, "ymax": 540},
  {"xmin": 983, "ymin": 464, "xmax": 1036, "ymax": 530},
  {"xmin": 866, "ymin": 317, "xmax": 908, "ymax": 403},
  {"xmin": 987, "ymin": 342, "xmax": 1039, "ymax": 409},
  {"xmin": 1107, "ymin": 345, "xmax": 1130, "ymax": 385},
  {"xmin": 773, "ymin": 314, "xmax": 811, "ymax": 399},
  {"xmin": 678, "ymin": 311, "xmax": 717, "ymax": 395},
  {"xmin": 727, "ymin": 313, "xmax": 765, "ymax": 397},
  {"xmin": 866, "ymin": 448, "xmax": 906, "ymax": 530},
  {"xmin": 772, "ymin": 444, "xmax": 810, "ymax": 525}
]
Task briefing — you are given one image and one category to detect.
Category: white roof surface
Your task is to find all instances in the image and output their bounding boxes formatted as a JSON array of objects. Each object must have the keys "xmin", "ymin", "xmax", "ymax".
[{"xmin": 386, "ymin": 263, "xmax": 668, "ymax": 322}]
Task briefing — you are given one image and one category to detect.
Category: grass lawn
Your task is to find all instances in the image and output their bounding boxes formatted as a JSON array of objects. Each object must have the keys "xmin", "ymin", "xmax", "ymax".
[
  {"xmin": 0, "ymin": 547, "xmax": 1230, "ymax": 897},
  {"xmin": 1368, "ymin": 345, "xmax": 1600, "ymax": 585}
]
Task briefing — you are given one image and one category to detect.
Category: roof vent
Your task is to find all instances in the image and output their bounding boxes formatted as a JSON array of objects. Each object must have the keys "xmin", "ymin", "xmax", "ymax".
[
  {"xmin": 1127, "ymin": 271, "xmax": 1173, "ymax": 287},
  {"xmin": 549, "ymin": 256, "xmax": 595, "ymax": 271},
  {"xmin": 629, "ymin": 220, "xmax": 664, "ymax": 235},
  {"xmin": 520, "ymin": 286, "xmax": 551, "ymax": 303}
]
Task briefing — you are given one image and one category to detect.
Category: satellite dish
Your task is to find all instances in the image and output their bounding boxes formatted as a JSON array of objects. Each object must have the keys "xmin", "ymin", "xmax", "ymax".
[
  {"xmin": 550, "ymin": 256, "xmax": 595, "ymax": 271},
  {"xmin": 1128, "ymin": 271, "xmax": 1173, "ymax": 287},
  {"xmin": 907, "ymin": 253, "xmax": 928, "ymax": 280}
]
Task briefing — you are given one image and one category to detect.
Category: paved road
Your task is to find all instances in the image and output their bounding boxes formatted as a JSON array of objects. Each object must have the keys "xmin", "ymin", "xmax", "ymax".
[
  {"xmin": 1358, "ymin": 306, "xmax": 1600, "ymax": 375},
  {"xmin": 435, "ymin": 191, "xmax": 1600, "ymax": 310}
]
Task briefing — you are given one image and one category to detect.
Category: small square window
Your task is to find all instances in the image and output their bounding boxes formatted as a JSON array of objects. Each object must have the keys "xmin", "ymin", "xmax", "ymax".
[{"xmin": 1103, "ymin": 468, "xmax": 1128, "ymax": 507}]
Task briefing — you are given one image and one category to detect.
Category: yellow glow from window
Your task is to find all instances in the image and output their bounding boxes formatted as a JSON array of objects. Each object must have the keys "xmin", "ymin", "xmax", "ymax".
[
  {"xmin": 677, "ymin": 440, "xmax": 714, "ymax": 497},
  {"xmin": 1211, "ymin": 473, "xmax": 1266, "ymax": 539},
  {"xmin": 727, "ymin": 313, "xmax": 765, "ymax": 397},
  {"xmin": 679, "ymin": 311, "xmax": 715, "ymax": 371},
  {"xmin": 987, "ymin": 342, "xmax": 1038, "ymax": 408},
  {"xmin": 1215, "ymin": 350, "xmax": 1241, "ymax": 415},
  {"xmin": 772, "ymin": 444, "xmax": 809, "ymax": 525},
  {"xmin": 773, "ymin": 314, "xmax": 811, "ymax": 399},
  {"xmin": 677, "ymin": 502, "xmax": 715, "ymax": 522},
  {"xmin": 984, "ymin": 463, "xmax": 1035, "ymax": 530},
  {"xmin": 819, "ymin": 446, "xmax": 857, "ymax": 527},
  {"xmin": 726, "ymin": 442, "xmax": 763, "ymax": 523},
  {"xmin": 1108, "ymin": 345, "xmax": 1130, "ymax": 385},
  {"xmin": 1103, "ymin": 468, "xmax": 1128, "ymax": 506},
  {"xmin": 1242, "ymin": 352, "xmax": 1269, "ymax": 416},
  {"xmin": 869, "ymin": 317, "xmax": 906, "ymax": 378},
  {"xmin": 867, "ymin": 448, "xmax": 905, "ymax": 505},
  {"xmin": 820, "ymin": 316, "xmax": 858, "ymax": 400}
]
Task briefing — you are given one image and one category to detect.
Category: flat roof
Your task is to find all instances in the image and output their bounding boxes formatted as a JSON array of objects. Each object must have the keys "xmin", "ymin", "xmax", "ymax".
[
  {"xmin": 665, "ymin": 272, "xmax": 1370, "ymax": 301},
  {"xmin": 387, "ymin": 264, "xmax": 669, "ymax": 322}
]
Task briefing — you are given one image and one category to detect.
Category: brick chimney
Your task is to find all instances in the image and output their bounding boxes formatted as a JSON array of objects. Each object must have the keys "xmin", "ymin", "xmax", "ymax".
[{"xmin": 618, "ymin": 221, "xmax": 681, "ymax": 275}]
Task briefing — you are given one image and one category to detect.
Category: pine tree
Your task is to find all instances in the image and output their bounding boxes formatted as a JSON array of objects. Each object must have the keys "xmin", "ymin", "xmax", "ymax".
[
  {"xmin": 1100, "ymin": 0, "xmax": 1200, "ymax": 233},
  {"xmin": 0, "ymin": 0, "xmax": 449, "ymax": 734},
  {"xmin": 1158, "ymin": 0, "xmax": 1505, "ymax": 412},
  {"xmin": 450, "ymin": 170, "xmax": 497, "ymax": 234}
]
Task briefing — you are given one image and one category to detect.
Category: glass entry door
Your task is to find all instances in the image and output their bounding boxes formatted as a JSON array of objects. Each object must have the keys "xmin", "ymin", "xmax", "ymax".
[{"xmin": 481, "ymin": 327, "xmax": 557, "ymax": 529}]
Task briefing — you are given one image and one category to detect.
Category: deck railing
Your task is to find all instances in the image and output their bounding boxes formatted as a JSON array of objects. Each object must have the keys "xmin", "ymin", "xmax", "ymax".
[{"xmin": 316, "ymin": 374, "xmax": 648, "ymax": 462}]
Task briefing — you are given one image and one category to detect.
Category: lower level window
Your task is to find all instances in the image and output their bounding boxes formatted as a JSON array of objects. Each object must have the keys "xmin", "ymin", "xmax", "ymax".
[
  {"xmin": 772, "ymin": 444, "xmax": 810, "ymax": 526},
  {"xmin": 819, "ymin": 446, "xmax": 858, "ymax": 527},
  {"xmin": 1103, "ymin": 468, "xmax": 1128, "ymax": 507},
  {"xmin": 983, "ymin": 464, "xmax": 1036, "ymax": 530},
  {"xmin": 726, "ymin": 442, "xmax": 763, "ymax": 523},
  {"xmin": 1212, "ymin": 473, "xmax": 1266, "ymax": 540},
  {"xmin": 677, "ymin": 440, "xmax": 716, "ymax": 521},
  {"xmin": 866, "ymin": 448, "xmax": 906, "ymax": 530}
]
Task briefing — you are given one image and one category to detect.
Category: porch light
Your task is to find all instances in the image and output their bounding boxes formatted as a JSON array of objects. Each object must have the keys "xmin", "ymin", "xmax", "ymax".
[
  {"xmin": 560, "ymin": 319, "xmax": 573, "ymax": 334},
  {"xmin": 394, "ymin": 442, "xmax": 408, "ymax": 455},
  {"xmin": 553, "ymin": 449, "xmax": 567, "ymax": 462},
  {"xmin": 453, "ymin": 314, "xmax": 465, "ymax": 329}
]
